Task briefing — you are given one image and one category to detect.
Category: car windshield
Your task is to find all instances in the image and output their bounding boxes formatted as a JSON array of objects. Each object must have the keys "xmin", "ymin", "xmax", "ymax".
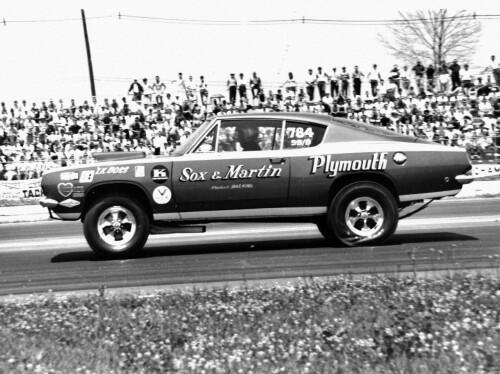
[{"xmin": 171, "ymin": 118, "xmax": 215, "ymax": 156}]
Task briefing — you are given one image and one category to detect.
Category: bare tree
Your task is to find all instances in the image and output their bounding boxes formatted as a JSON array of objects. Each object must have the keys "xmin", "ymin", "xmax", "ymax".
[{"xmin": 379, "ymin": 10, "xmax": 481, "ymax": 67}]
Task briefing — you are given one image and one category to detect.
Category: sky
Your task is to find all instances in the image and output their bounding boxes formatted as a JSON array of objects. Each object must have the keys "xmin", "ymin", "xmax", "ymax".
[{"xmin": 0, "ymin": 0, "xmax": 498, "ymax": 103}]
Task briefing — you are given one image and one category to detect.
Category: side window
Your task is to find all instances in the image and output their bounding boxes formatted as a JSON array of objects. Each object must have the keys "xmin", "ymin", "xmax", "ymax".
[
  {"xmin": 284, "ymin": 121, "xmax": 325, "ymax": 149},
  {"xmin": 217, "ymin": 120, "xmax": 282, "ymax": 152},
  {"xmin": 194, "ymin": 126, "xmax": 217, "ymax": 153}
]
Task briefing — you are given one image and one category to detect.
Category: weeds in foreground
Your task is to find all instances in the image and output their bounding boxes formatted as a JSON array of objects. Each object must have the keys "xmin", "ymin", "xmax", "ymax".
[{"xmin": 1, "ymin": 274, "xmax": 499, "ymax": 373}]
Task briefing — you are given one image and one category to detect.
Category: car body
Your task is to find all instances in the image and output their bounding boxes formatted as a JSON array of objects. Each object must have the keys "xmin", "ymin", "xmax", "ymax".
[{"xmin": 40, "ymin": 112, "xmax": 472, "ymax": 258}]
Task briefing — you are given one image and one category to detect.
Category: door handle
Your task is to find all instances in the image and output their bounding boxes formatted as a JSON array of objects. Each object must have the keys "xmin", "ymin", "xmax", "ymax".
[{"xmin": 270, "ymin": 158, "xmax": 286, "ymax": 164}]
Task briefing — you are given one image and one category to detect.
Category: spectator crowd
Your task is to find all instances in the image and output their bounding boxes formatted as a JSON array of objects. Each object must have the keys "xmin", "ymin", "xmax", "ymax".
[{"xmin": 2, "ymin": 57, "xmax": 500, "ymax": 181}]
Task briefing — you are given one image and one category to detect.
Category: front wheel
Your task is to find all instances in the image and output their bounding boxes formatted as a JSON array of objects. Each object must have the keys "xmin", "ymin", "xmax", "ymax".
[
  {"xmin": 83, "ymin": 194, "xmax": 150, "ymax": 258},
  {"xmin": 318, "ymin": 182, "xmax": 398, "ymax": 246}
]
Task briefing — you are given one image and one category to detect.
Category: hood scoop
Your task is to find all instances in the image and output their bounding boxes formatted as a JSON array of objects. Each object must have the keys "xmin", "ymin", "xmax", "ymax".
[{"xmin": 92, "ymin": 151, "xmax": 147, "ymax": 162}]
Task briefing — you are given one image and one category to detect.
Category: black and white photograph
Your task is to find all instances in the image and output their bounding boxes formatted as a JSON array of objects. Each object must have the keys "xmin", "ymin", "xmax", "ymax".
[{"xmin": 1, "ymin": 0, "xmax": 500, "ymax": 372}]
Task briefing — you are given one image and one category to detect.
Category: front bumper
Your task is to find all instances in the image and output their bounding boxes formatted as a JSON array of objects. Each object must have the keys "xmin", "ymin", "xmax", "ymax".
[
  {"xmin": 455, "ymin": 169, "xmax": 500, "ymax": 184},
  {"xmin": 39, "ymin": 198, "xmax": 59, "ymax": 209},
  {"xmin": 39, "ymin": 198, "xmax": 81, "ymax": 220}
]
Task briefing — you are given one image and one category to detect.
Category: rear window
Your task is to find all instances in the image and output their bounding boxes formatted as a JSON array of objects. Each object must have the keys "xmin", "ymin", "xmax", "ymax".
[{"xmin": 283, "ymin": 121, "xmax": 325, "ymax": 149}]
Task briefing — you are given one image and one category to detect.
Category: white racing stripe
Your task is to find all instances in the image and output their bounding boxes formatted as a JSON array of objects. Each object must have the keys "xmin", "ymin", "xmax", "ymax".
[
  {"xmin": 1, "ymin": 215, "xmax": 499, "ymax": 254},
  {"xmin": 0, "ymin": 238, "xmax": 88, "ymax": 252},
  {"xmin": 398, "ymin": 215, "xmax": 500, "ymax": 227}
]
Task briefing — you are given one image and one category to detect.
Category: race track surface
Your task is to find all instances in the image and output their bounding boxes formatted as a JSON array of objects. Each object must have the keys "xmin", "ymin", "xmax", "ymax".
[{"xmin": 0, "ymin": 198, "xmax": 499, "ymax": 296}]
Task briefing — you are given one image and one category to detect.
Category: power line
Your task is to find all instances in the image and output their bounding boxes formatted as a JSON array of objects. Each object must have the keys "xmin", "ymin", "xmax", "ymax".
[
  {"xmin": 119, "ymin": 13, "xmax": 499, "ymax": 26},
  {"xmin": 2, "ymin": 15, "xmax": 114, "ymax": 24},
  {"xmin": 1, "ymin": 13, "xmax": 498, "ymax": 26}
]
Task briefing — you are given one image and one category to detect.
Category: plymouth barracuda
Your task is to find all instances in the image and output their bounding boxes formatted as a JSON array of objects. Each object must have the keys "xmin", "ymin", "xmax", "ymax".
[{"xmin": 40, "ymin": 112, "xmax": 473, "ymax": 258}]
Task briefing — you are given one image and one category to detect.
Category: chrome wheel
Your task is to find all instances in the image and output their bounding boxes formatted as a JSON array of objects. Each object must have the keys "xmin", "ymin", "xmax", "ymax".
[
  {"xmin": 97, "ymin": 205, "xmax": 137, "ymax": 251},
  {"xmin": 325, "ymin": 182, "xmax": 398, "ymax": 247},
  {"xmin": 345, "ymin": 197, "xmax": 384, "ymax": 238}
]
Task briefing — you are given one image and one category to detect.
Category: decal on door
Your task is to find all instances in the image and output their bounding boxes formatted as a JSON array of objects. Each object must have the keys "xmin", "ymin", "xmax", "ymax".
[
  {"xmin": 151, "ymin": 165, "xmax": 169, "ymax": 184},
  {"xmin": 179, "ymin": 164, "xmax": 282, "ymax": 182},
  {"xmin": 152, "ymin": 186, "xmax": 172, "ymax": 204}
]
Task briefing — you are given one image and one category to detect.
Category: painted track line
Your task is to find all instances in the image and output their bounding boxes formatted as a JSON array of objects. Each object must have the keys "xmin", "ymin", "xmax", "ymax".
[{"xmin": 1, "ymin": 214, "xmax": 500, "ymax": 254}]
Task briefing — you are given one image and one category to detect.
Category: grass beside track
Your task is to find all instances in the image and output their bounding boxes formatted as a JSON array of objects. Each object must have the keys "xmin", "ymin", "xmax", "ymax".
[{"xmin": 1, "ymin": 274, "xmax": 499, "ymax": 373}]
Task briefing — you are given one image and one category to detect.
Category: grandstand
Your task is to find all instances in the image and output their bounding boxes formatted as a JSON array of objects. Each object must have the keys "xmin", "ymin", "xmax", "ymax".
[{"xmin": 1, "ymin": 63, "xmax": 500, "ymax": 182}]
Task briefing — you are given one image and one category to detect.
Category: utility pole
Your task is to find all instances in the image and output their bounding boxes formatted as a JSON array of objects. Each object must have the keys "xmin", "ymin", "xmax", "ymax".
[{"xmin": 81, "ymin": 9, "xmax": 96, "ymax": 101}]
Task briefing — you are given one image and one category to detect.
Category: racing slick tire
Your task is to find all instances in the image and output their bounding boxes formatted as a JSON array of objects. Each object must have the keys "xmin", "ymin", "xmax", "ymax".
[
  {"xmin": 318, "ymin": 182, "xmax": 398, "ymax": 246},
  {"xmin": 83, "ymin": 194, "xmax": 150, "ymax": 258}
]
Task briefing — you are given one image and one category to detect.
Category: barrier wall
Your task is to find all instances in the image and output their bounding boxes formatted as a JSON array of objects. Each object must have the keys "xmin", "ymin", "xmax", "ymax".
[{"xmin": 0, "ymin": 179, "xmax": 42, "ymax": 200}]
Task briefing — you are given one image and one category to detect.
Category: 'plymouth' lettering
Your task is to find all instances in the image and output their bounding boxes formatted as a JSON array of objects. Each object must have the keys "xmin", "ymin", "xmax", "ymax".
[{"xmin": 309, "ymin": 152, "xmax": 388, "ymax": 178}]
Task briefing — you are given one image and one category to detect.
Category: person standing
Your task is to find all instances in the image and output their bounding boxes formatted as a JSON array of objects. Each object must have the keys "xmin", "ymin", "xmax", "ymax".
[
  {"xmin": 238, "ymin": 73, "xmax": 247, "ymax": 101},
  {"xmin": 438, "ymin": 62, "xmax": 450, "ymax": 94},
  {"xmin": 367, "ymin": 64, "xmax": 381, "ymax": 98},
  {"xmin": 305, "ymin": 69, "xmax": 316, "ymax": 101},
  {"xmin": 185, "ymin": 75, "xmax": 198, "ymax": 104},
  {"xmin": 151, "ymin": 76, "xmax": 166, "ymax": 106},
  {"xmin": 352, "ymin": 65, "xmax": 364, "ymax": 97},
  {"xmin": 174, "ymin": 72, "xmax": 187, "ymax": 101},
  {"xmin": 399, "ymin": 66, "xmax": 410, "ymax": 96},
  {"xmin": 461, "ymin": 64, "xmax": 473, "ymax": 95},
  {"xmin": 389, "ymin": 64, "xmax": 401, "ymax": 94},
  {"xmin": 142, "ymin": 78, "xmax": 153, "ymax": 106},
  {"xmin": 426, "ymin": 64, "xmax": 435, "ymax": 90},
  {"xmin": 316, "ymin": 67, "xmax": 328, "ymax": 99},
  {"xmin": 412, "ymin": 60, "xmax": 426, "ymax": 89},
  {"xmin": 128, "ymin": 79, "xmax": 144, "ymax": 103},
  {"xmin": 198, "ymin": 76, "xmax": 209, "ymax": 105},
  {"xmin": 329, "ymin": 68, "xmax": 339, "ymax": 98},
  {"xmin": 449, "ymin": 59, "xmax": 461, "ymax": 91},
  {"xmin": 339, "ymin": 67, "xmax": 350, "ymax": 98},
  {"xmin": 227, "ymin": 73, "xmax": 238, "ymax": 104}
]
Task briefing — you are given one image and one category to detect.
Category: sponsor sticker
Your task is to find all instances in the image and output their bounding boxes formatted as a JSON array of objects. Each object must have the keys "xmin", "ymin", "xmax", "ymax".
[
  {"xmin": 58, "ymin": 183, "xmax": 74, "ymax": 197},
  {"xmin": 59, "ymin": 198, "xmax": 81, "ymax": 208},
  {"xmin": 60, "ymin": 171, "xmax": 79, "ymax": 181},
  {"xmin": 135, "ymin": 166, "xmax": 145, "ymax": 178},
  {"xmin": 57, "ymin": 183, "xmax": 84, "ymax": 198},
  {"xmin": 72, "ymin": 187, "xmax": 85, "ymax": 198},
  {"xmin": 96, "ymin": 166, "xmax": 130, "ymax": 175},
  {"xmin": 152, "ymin": 186, "xmax": 172, "ymax": 205},
  {"xmin": 79, "ymin": 170, "xmax": 95, "ymax": 183},
  {"xmin": 151, "ymin": 165, "xmax": 169, "ymax": 184}
]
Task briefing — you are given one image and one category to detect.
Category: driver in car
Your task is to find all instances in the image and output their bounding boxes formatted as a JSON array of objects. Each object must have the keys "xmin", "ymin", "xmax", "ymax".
[{"xmin": 235, "ymin": 125, "xmax": 261, "ymax": 151}]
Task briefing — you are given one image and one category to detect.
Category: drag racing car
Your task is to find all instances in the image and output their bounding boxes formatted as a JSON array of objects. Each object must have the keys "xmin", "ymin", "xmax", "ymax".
[{"xmin": 40, "ymin": 112, "xmax": 473, "ymax": 258}]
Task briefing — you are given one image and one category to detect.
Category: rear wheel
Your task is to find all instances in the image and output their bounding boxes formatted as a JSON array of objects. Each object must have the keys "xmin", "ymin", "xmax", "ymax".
[
  {"xmin": 83, "ymin": 194, "xmax": 150, "ymax": 258},
  {"xmin": 318, "ymin": 182, "xmax": 398, "ymax": 246}
]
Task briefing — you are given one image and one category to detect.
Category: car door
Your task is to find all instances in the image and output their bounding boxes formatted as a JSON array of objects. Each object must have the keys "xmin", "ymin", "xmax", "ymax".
[{"xmin": 172, "ymin": 118, "xmax": 290, "ymax": 218}]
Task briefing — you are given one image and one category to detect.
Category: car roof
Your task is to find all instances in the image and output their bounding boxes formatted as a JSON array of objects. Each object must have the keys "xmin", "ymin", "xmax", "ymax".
[{"xmin": 214, "ymin": 112, "xmax": 336, "ymax": 126}]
